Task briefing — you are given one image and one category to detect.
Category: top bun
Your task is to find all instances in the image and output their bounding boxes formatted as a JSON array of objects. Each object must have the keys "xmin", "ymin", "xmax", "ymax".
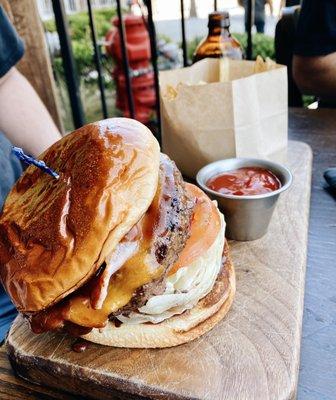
[{"xmin": 0, "ymin": 118, "xmax": 160, "ymax": 312}]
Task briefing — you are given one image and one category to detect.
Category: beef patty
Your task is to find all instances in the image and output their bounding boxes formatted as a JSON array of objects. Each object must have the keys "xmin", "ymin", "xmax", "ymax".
[{"xmin": 111, "ymin": 154, "xmax": 194, "ymax": 316}]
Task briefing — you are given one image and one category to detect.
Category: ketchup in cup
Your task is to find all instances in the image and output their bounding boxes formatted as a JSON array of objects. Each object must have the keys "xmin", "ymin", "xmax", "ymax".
[
  {"xmin": 197, "ymin": 159, "xmax": 292, "ymax": 241},
  {"xmin": 206, "ymin": 167, "xmax": 281, "ymax": 196}
]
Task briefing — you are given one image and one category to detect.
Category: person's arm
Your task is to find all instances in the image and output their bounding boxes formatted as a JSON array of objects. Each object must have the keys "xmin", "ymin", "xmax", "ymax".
[
  {"xmin": 293, "ymin": 53, "xmax": 336, "ymax": 99},
  {"xmin": 293, "ymin": 0, "xmax": 336, "ymax": 101},
  {"xmin": 0, "ymin": 67, "xmax": 62, "ymax": 157}
]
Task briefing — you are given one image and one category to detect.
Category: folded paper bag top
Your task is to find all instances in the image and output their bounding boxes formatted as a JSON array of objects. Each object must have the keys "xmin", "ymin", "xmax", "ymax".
[{"xmin": 159, "ymin": 58, "xmax": 288, "ymax": 178}]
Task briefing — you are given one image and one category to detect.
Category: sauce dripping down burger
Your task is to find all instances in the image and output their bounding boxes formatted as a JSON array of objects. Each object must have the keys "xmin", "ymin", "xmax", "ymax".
[{"xmin": 0, "ymin": 118, "xmax": 235, "ymax": 348}]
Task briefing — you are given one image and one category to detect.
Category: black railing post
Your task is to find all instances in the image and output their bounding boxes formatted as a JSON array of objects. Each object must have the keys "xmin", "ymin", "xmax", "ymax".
[
  {"xmin": 246, "ymin": 0, "xmax": 254, "ymax": 60},
  {"xmin": 214, "ymin": 0, "xmax": 218, "ymax": 11},
  {"xmin": 143, "ymin": 0, "xmax": 161, "ymax": 144},
  {"xmin": 87, "ymin": 0, "xmax": 108, "ymax": 119},
  {"xmin": 52, "ymin": 0, "xmax": 85, "ymax": 128},
  {"xmin": 116, "ymin": 0, "xmax": 135, "ymax": 119},
  {"xmin": 180, "ymin": 0, "xmax": 188, "ymax": 67}
]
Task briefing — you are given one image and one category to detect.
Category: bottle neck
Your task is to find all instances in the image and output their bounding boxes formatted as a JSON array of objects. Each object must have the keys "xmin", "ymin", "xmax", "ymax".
[{"xmin": 208, "ymin": 25, "xmax": 231, "ymax": 37}]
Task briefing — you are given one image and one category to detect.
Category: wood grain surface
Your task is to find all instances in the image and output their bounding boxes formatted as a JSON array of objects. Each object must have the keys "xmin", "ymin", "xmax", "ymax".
[{"xmin": 3, "ymin": 140, "xmax": 312, "ymax": 400}]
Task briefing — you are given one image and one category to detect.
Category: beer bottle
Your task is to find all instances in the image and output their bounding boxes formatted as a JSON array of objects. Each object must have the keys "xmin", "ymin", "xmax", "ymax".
[{"xmin": 193, "ymin": 11, "xmax": 243, "ymax": 63}]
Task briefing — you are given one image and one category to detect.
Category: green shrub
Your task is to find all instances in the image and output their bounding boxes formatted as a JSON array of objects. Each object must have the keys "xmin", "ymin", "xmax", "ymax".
[
  {"xmin": 187, "ymin": 36, "xmax": 202, "ymax": 62},
  {"xmin": 44, "ymin": 8, "xmax": 116, "ymax": 40},
  {"xmin": 44, "ymin": 9, "xmax": 118, "ymax": 128},
  {"xmin": 44, "ymin": 8, "xmax": 116, "ymax": 77},
  {"xmin": 234, "ymin": 33, "xmax": 275, "ymax": 60},
  {"xmin": 43, "ymin": 19, "xmax": 56, "ymax": 33}
]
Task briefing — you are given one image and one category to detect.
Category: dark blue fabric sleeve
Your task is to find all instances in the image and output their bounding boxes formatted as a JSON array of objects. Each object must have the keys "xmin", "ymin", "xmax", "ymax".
[
  {"xmin": 0, "ymin": 133, "xmax": 23, "ymax": 209},
  {"xmin": 0, "ymin": 5, "xmax": 24, "ymax": 78},
  {"xmin": 0, "ymin": 6, "xmax": 24, "ymax": 341},
  {"xmin": 294, "ymin": 0, "xmax": 336, "ymax": 56},
  {"xmin": 0, "ymin": 132, "xmax": 22, "ymax": 342},
  {"xmin": 0, "ymin": 286, "xmax": 17, "ymax": 343}
]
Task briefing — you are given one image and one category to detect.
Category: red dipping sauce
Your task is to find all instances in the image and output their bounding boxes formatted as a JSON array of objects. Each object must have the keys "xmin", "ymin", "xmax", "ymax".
[{"xmin": 206, "ymin": 167, "xmax": 281, "ymax": 196}]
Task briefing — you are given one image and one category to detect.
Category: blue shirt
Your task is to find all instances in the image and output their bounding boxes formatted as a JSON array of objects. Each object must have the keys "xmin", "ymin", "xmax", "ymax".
[
  {"xmin": 0, "ymin": 6, "xmax": 24, "ymax": 77},
  {"xmin": 294, "ymin": 0, "xmax": 336, "ymax": 56},
  {"xmin": 0, "ymin": 5, "xmax": 24, "ymax": 342},
  {"xmin": 0, "ymin": 132, "xmax": 22, "ymax": 342}
]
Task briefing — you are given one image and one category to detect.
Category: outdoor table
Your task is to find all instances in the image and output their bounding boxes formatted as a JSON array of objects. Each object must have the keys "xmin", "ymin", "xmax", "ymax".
[{"xmin": 0, "ymin": 108, "xmax": 335, "ymax": 400}]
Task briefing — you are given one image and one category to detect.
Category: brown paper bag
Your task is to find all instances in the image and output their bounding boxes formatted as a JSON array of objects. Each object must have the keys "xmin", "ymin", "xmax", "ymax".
[{"xmin": 159, "ymin": 58, "xmax": 288, "ymax": 178}]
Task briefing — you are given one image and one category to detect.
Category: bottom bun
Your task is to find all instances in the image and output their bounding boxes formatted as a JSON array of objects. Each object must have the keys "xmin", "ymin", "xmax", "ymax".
[{"xmin": 82, "ymin": 241, "xmax": 235, "ymax": 348}]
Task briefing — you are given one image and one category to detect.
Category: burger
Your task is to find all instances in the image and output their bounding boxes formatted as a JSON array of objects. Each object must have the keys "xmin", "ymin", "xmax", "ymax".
[{"xmin": 0, "ymin": 118, "xmax": 235, "ymax": 348}]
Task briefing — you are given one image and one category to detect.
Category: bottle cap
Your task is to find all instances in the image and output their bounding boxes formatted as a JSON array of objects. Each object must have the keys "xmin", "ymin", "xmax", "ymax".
[{"xmin": 208, "ymin": 11, "xmax": 230, "ymax": 29}]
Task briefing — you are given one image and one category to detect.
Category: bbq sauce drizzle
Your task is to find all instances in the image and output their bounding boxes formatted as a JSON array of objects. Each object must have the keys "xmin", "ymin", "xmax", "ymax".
[{"xmin": 30, "ymin": 157, "xmax": 181, "ymax": 336}]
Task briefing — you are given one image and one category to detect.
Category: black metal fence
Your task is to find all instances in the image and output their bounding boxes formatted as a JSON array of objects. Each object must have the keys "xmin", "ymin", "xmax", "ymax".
[{"xmin": 51, "ymin": 0, "xmax": 255, "ymax": 143}]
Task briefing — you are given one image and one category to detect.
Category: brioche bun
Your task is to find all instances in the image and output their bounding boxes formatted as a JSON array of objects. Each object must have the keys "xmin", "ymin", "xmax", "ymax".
[
  {"xmin": 0, "ymin": 118, "xmax": 160, "ymax": 313},
  {"xmin": 82, "ymin": 241, "xmax": 235, "ymax": 348}
]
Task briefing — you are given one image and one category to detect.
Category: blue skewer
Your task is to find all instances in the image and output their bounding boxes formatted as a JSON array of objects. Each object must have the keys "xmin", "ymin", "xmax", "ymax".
[{"xmin": 12, "ymin": 147, "xmax": 59, "ymax": 180}]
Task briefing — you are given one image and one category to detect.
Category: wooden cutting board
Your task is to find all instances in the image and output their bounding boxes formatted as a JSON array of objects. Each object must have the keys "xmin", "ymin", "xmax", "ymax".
[{"xmin": 6, "ymin": 140, "xmax": 312, "ymax": 400}]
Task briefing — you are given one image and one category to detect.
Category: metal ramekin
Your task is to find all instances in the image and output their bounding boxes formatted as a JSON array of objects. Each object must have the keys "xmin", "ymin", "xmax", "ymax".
[{"xmin": 196, "ymin": 158, "xmax": 293, "ymax": 241}]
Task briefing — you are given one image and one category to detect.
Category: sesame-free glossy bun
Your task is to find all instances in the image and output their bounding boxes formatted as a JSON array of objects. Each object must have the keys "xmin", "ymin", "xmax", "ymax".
[{"xmin": 0, "ymin": 118, "xmax": 160, "ymax": 313}]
